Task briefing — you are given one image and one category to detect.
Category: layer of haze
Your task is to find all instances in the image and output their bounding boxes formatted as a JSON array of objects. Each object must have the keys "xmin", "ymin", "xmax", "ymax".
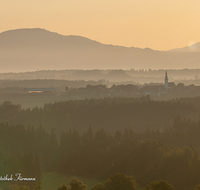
[{"xmin": 1, "ymin": 0, "xmax": 200, "ymax": 51}]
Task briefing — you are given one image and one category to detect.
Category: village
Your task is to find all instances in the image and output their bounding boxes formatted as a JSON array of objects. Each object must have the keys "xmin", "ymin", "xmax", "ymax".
[{"xmin": 22, "ymin": 72, "xmax": 200, "ymax": 100}]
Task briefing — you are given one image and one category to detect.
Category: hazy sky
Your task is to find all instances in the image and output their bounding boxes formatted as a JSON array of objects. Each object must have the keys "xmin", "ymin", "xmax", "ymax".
[{"xmin": 1, "ymin": 0, "xmax": 200, "ymax": 51}]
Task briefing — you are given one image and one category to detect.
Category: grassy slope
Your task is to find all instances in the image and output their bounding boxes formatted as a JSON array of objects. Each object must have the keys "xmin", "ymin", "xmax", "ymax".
[{"xmin": 41, "ymin": 172, "xmax": 144, "ymax": 190}]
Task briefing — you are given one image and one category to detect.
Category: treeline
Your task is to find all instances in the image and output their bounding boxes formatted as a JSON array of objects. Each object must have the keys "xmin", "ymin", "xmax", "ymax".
[
  {"xmin": 2, "ymin": 68, "xmax": 200, "ymax": 79},
  {"xmin": 2, "ymin": 116, "xmax": 200, "ymax": 189},
  {"xmin": 8, "ymin": 174, "xmax": 200, "ymax": 190},
  {"xmin": 56, "ymin": 121, "xmax": 200, "ymax": 190},
  {"xmin": 0, "ymin": 79, "xmax": 109, "ymax": 92},
  {"xmin": 7, "ymin": 174, "xmax": 174, "ymax": 190},
  {"xmin": 0, "ymin": 124, "xmax": 44, "ymax": 190},
  {"xmin": 0, "ymin": 96, "xmax": 199, "ymax": 135},
  {"xmin": 2, "ymin": 69, "xmax": 200, "ymax": 87},
  {"xmin": 127, "ymin": 68, "xmax": 200, "ymax": 78}
]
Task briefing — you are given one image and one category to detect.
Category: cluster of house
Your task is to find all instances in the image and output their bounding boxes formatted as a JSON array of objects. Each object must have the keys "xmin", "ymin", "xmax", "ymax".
[
  {"xmin": 142, "ymin": 71, "xmax": 176, "ymax": 97},
  {"xmin": 141, "ymin": 72, "xmax": 200, "ymax": 98}
]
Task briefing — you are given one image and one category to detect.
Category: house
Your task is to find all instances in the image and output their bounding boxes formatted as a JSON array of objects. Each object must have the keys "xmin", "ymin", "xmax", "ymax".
[
  {"xmin": 168, "ymin": 82, "xmax": 176, "ymax": 89},
  {"xmin": 24, "ymin": 88, "xmax": 56, "ymax": 93}
]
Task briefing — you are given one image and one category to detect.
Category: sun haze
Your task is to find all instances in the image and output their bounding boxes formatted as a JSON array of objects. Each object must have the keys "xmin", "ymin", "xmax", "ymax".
[{"xmin": 0, "ymin": 0, "xmax": 200, "ymax": 50}]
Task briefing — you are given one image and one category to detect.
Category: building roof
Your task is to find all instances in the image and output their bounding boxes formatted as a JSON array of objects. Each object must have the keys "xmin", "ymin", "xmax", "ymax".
[
  {"xmin": 168, "ymin": 82, "xmax": 176, "ymax": 87},
  {"xmin": 24, "ymin": 88, "xmax": 56, "ymax": 92}
]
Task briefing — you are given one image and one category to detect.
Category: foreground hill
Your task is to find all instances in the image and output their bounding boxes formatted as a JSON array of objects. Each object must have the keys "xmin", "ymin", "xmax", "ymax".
[{"xmin": 1, "ymin": 28, "xmax": 200, "ymax": 72}]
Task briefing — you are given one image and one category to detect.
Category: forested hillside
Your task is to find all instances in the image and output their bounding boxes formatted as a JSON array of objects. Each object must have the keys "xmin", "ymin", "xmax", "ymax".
[
  {"xmin": 0, "ymin": 96, "xmax": 199, "ymax": 134},
  {"xmin": 2, "ymin": 97, "xmax": 200, "ymax": 190},
  {"xmin": 1, "ymin": 116, "xmax": 200, "ymax": 190}
]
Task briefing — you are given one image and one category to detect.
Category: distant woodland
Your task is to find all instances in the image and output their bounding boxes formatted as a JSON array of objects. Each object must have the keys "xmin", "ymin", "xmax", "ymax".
[
  {"xmin": 1, "ymin": 69, "xmax": 200, "ymax": 85},
  {"xmin": 1, "ymin": 69, "xmax": 200, "ymax": 96}
]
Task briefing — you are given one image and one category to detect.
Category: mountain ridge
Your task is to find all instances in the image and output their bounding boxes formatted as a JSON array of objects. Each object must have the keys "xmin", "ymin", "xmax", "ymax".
[
  {"xmin": 0, "ymin": 28, "xmax": 161, "ymax": 51},
  {"xmin": 169, "ymin": 42, "xmax": 200, "ymax": 52},
  {"xmin": 0, "ymin": 28, "xmax": 200, "ymax": 72},
  {"xmin": 0, "ymin": 28, "xmax": 104, "ymax": 49}
]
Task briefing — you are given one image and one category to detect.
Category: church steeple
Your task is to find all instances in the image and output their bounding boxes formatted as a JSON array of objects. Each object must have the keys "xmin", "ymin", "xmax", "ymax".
[
  {"xmin": 165, "ymin": 71, "xmax": 168, "ymax": 80},
  {"xmin": 165, "ymin": 71, "xmax": 168, "ymax": 89}
]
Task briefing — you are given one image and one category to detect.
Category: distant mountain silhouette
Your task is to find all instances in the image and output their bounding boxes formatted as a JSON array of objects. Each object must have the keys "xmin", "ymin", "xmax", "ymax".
[
  {"xmin": 0, "ymin": 28, "xmax": 102, "ymax": 49},
  {"xmin": 169, "ymin": 42, "xmax": 200, "ymax": 52},
  {"xmin": 0, "ymin": 28, "xmax": 200, "ymax": 72}
]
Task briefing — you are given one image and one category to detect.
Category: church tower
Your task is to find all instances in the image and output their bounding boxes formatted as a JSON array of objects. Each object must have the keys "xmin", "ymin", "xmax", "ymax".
[{"xmin": 165, "ymin": 71, "xmax": 168, "ymax": 89}]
